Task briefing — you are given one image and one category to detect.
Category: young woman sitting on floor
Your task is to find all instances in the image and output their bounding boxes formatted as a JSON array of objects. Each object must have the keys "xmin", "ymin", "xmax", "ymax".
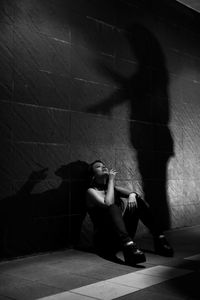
[{"xmin": 86, "ymin": 160, "xmax": 173, "ymax": 266}]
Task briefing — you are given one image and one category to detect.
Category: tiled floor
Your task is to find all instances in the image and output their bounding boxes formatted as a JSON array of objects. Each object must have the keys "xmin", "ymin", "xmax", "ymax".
[{"xmin": 0, "ymin": 225, "xmax": 200, "ymax": 300}]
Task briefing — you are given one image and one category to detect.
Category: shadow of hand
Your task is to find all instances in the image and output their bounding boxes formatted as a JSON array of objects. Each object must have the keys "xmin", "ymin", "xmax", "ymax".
[
  {"xmin": 28, "ymin": 168, "xmax": 48, "ymax": 183},
  {"xmin": 86, "ymin": 61, "xmax": 126, "ymax": 116}
]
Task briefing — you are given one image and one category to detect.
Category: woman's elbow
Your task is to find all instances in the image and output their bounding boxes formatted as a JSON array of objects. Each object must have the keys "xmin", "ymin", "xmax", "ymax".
[{"xmin": 104, "ymin": 199, "xmax": 115, "ymax": 206}]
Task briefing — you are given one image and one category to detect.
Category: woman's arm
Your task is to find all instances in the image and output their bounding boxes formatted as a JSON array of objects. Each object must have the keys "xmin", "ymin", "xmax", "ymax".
[
  {"xmin": 86, "ymin": 169, "xmax": 117, "ymax": 208},
  {"xmin": 86, "ymin": 188, "xmax": 107, "ymax": 208},
  {"xmin": 104, "ymin": 169, "xmax": 116, "ymax": 205},
  {"xmin": 115, "ymin": 186, "xmax": 133, "ymax": 198}
]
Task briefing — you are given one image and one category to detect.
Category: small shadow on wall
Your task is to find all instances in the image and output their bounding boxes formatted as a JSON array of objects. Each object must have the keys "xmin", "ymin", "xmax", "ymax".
[
  {"xmin": 87, "ymin": 23, "xmax": 174, "ymax": 232},
  {"xmin": 0, "ymin": 161, "xmax": 89, "ymax": 259}
]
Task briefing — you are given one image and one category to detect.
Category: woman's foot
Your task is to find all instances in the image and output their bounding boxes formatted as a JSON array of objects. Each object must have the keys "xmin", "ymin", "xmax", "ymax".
[
  {"xmin": 123, "ymin": 242, "xmax": 146, "ymax": 266},
  {"xmin": 154, "ymin": 235, "xmax": 174, "ymax": 257}
]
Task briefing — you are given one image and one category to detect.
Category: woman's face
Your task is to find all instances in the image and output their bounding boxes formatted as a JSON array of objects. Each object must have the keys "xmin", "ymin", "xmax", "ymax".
[{"xmin": 92, "ymin": 161, "xmax": 109, "ymax": 179}]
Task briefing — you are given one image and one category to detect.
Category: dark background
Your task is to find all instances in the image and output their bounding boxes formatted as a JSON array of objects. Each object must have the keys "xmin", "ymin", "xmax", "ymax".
[{"xmin": 0, "ymin": 0, "xmax": 200, "ymax": 259}]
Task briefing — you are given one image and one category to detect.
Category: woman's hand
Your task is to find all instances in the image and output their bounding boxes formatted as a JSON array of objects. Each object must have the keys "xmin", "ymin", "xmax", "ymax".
[
  {"xmin": 108, "ymin": 169, "xmax": 118, "ymax": 181},
  {"xmin": 128, "ymin": 193, "xmax": 138, "ymax": 209},
  {"xmin": 29, "ymin": 168, "xmax": 48, "ymax": 182}
]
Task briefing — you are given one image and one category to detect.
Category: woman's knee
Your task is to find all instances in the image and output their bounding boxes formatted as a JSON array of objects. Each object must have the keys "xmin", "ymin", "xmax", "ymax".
[{"xmin": 107, "ymin": 203, "xmax": 121, "ymax": 211}]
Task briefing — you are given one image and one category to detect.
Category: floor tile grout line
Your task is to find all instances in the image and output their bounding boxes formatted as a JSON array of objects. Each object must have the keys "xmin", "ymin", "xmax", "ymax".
[
  {"xmin": 0, "ymin": 271, "xmax": 69, "ymax": 293},
  {"xmin": 107, "ymin": 272, "xmax": 193, "ymax": 286},
  {"xmin": 69, "ymin": 290, "xmax": 106, "ymax": 300}
]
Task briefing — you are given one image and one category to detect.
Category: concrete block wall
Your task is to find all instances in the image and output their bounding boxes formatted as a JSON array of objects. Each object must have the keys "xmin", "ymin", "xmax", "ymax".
[{"xmin": 0, "ymin": 0, "xmax": 200, "ymax": 258}]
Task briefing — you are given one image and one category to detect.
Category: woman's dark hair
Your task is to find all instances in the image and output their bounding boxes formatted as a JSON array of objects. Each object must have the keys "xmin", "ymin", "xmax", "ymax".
[{"xmin": 88, "ymin": 160, "xmax": 104, "ymax": 179}]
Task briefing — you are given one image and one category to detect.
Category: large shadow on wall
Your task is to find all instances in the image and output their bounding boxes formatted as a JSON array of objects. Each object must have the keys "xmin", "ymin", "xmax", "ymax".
[
  {"xmin": 88, "ymin": 23, "xmax": 174, "ymax": 231},
  {"xmin": 0, "ymin": 161, "xmax": 89, "ymax": 259}
]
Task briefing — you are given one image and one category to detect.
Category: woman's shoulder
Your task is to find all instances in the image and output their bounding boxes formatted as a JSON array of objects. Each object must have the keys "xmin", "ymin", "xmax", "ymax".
[
  {"xmin": 87, "ymin": 187, "xmax": 95, "ymax": 193},
  {"xmin": 86, "ymin": 187, "xmax": 104, "ymax": 208},
  {"xmin": 86, "ymin": 187, "xmax": 98, "ymax": 197}
]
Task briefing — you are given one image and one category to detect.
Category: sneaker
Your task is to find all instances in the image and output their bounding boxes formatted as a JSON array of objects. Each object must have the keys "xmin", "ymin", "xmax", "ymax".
[
  {"xmin": 154, "ymin": 235, "xmax": 174, "ymax": 257},
  {"xmin": 123, "ymin": 242, "xmax": 146, "ymax": 266}
]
